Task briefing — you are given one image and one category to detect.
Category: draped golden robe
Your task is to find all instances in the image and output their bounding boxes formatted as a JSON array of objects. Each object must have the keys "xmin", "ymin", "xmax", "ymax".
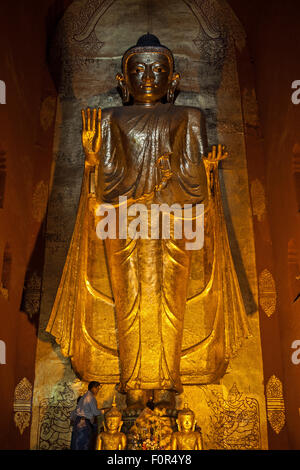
[{"xmin": 46, "ymin": 103, "xmax": 250, "ymax": 393}]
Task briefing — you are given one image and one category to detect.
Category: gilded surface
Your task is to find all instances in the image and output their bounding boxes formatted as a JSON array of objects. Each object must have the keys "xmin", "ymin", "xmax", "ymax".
[
  {"xmin": 171, "ymin": 404, "xmax": 203, "ymax": 450},
  {"xmin": 14, "ymin": 412, "xmax": 31, "ymax": 436},
  {"xmin": 14, "ymin": 378, "xmax": 32, "ymax": 435},
  {"xmin": 259, "ymin": 269, "xmax": 277, "ymax": 318},
  {"xmin": 96, "ymin": 400, "xmax": 126, "ymax": 450},
  {"xmin": 14, "ymin": 377, "xmax": 32, "ymax": 402},
  {"xmin": 266, "ymin": 375, "xmax": 285, "ymax": 434}
]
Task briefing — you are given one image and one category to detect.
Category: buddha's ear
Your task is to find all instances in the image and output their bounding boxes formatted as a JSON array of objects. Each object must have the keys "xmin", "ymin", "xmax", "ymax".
[
  {"xmin": 116, "ymin": 72, "xmax": 130, "ymax": 103},
  {"xmin": 176, "ymin": 418, "xmax": 182, "ymax": 432},
  {"xmin": 193, "ymin": 419, "xmax": 196, "ymax": 432},
  {"xmin": 118, "ymin": 420, "xmax": 123, "ymax": 432},
  {"xmin": 172, "ymin": 72, "xmax": 180, "ymax": 88},
  {"xmin": 167, "ymin": 73, "xmax": 180, "ymax": 103}
]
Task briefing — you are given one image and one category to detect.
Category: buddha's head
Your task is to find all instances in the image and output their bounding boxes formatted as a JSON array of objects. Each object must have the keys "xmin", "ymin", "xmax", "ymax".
[
  {"xmin": 177, "ymin": 404, "xmax": 196, "ymax": 432},
  {"xmin": 116, "ymin": 33, "xmax": 180, "ymax": 106},
  {"xmin": 104, "ymin": 400, "xmax": 123, "ymax": 433}
]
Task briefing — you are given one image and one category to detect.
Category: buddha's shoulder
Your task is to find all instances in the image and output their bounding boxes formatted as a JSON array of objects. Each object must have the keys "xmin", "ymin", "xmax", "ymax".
[
  {"xmin": 101, "ymin": 105, "xmax": 145, "ymax": 124},
  {"xmin": 101, "ymin": 104, "xmax": 205, "ymax": 121},
  {"xmin": 101, "ymin": 106, "xmax": 122, "ymax": 121},
  {"xmin": 172, "ymin": 104, "xmax": 205, "ymax": 120}
]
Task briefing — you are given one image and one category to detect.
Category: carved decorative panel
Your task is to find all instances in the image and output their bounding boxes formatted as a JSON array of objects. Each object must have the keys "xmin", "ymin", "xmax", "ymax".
[
  {"xmin": 266, "ymin": 375, "xmax": 285, "ymax": 434},
  {"xmin": 259, "ymin": 269, "xmax": 276, "ymax": 318},
  {"xmin": 206, "ymin": 383, "xmax": 261, "ymax": 449},
  {"xmin": 14, "ymin": 378, "xmax": 33, "ymax": 435}
]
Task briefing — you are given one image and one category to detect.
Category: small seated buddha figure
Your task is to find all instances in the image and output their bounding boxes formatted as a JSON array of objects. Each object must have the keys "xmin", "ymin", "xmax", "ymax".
[
  {"xmin": 96, "ymin": 400, "xmax": 126, "ymax": 450},
  {"xmin": 171, "ymin": 404, "xmax": 203, "ymax": 450}
]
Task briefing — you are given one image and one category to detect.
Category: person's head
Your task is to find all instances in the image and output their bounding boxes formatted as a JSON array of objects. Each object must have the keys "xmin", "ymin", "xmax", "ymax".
[
  {"xmin": 116, "ymin": 33, "xmax": 180, "ymax": 106},
  {"xmin": 177, "ymin": 404, "xmax": 196, "ymax": 432},
  {"xmin": 88, "ymin": 381, "xmax": 100, "ymax": 395},
  {"xmin": 104, "ymin": 402, "xmax": 122, "ymax": 433}
]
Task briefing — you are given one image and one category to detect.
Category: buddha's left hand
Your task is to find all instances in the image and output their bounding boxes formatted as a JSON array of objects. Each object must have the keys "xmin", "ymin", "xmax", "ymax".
[
  {"xmin": 204, "ymin": 144, "xmax": 228, "ymax": 164},
  {"xmin": 81, "ymin": 107, "xmax": 102, "ymax": 165},
  {"xmin": 204, "ymin": 144, "xmax": 228, "ymax": 196}
]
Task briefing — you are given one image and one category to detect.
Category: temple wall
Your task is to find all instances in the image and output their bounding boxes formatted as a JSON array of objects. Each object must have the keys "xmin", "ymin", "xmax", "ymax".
[
  {"xmin": 0, "ymin": 0, "xmax": 57, "ymax": 449},
  {"xmin": 228, "ymin": 0, "xmax": 300, "ymax": 449}
]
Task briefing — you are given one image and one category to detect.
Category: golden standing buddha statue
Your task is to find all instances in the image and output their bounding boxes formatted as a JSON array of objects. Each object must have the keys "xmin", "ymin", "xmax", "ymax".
[{"xmin": 46, "ymin": 34, "xmax": 250, "ymax": 409}]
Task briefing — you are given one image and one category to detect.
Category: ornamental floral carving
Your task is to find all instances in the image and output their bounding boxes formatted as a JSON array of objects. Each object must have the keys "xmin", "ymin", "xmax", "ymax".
[
  {"xmin": 13, "ymin": 378, "xmax": 33, "ymax": 435},
  {"xmin": 266, "ymin": 375, "xmax": 285, "ymax": 434},
  {"xmin": 259, "ymin": 269, "xmax": 277, "ymax": 318}
]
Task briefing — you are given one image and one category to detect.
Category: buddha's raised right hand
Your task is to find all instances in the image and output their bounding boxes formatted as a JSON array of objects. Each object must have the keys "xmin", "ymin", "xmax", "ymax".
[{"xmin": 81, "ymin": 107, "xmax": 102, "ymax": 166}]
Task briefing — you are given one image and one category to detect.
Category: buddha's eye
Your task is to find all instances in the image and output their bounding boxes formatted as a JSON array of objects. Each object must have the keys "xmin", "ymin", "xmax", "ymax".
[
  {"xmin": 153, "ymin": 65, "xmax": 166, "ymax": 73},
  {"xmin": 135, "ymin": 66, "xmax": 144, "ymax": 73}
]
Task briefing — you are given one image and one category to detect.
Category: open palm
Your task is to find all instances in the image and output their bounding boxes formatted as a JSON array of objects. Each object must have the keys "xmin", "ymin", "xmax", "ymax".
[
  {"xmin": 205, "ymin": 144, "xmax": 228, "ymax": 163},
  {"xmin": 81, "ymin": 107, "xmax": 102, "ymax": 164}
]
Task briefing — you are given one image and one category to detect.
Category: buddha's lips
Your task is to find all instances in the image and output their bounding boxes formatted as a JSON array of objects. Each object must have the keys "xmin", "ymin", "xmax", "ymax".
[{"xmin": 140, "ymin": 84, "xmax": 158, "ymax": 90}]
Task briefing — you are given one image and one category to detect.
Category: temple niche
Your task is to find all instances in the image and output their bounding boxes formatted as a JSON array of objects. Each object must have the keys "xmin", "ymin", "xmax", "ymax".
[{"xmin": 30, "ymin": 0, "xmax": 268, "ymax": 450}]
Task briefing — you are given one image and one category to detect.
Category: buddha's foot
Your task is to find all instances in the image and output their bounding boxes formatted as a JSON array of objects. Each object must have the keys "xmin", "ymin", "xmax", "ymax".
[{"xmin": 153, "ymin": 389, "xmax": 176, "ymax": 410}]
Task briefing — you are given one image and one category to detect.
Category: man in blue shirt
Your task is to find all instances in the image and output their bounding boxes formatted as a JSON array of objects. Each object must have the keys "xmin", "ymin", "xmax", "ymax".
[{"xmin": 71, "ymin": 381, "xmax": 102, "ymax": 450}]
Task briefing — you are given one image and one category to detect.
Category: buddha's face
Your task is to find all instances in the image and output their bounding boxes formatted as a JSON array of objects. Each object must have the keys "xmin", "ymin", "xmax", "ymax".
[
  {"xmin": 178, "ymin": 413, "xmax": 194, "ymax": 432},
  {"xmin": 124, "ymin": 52, "xmax": 175, "ymax": 105},
  {"xmin": 105, "ymin": 415, "xmax": 121, "ymax": 433}
]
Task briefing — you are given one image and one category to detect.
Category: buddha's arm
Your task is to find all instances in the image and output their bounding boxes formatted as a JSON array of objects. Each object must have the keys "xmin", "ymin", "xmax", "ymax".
[
  {"xmin": 95, "ymin": 433, "xmax": 103, "ymax": 450},
  {"xmin": 185, "ymin": 107, "xmax": 209, "ymax": 163},
  {"xmin": 196, "ymin": 432, "xmax": 203, "ymax": 450},
  {"xmin": 120, "ymin": 433, "xmax": 127, "ymax": 450},
  {"xmin": 179, "ymin": 107, "xmax": 209, "ymax": 201}
]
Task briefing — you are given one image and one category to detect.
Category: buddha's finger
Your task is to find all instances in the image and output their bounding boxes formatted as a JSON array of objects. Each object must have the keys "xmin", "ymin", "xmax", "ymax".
[
  {"xmin": 81, "ymin": 109, "xmax": 86, "ymax": 131},
  {"xmin": 212, "ymin": 145, "xmax": 216, "ymax": 160},
  {"xmin": 87, "ymin": 108, "xmax": 91, "ymax": 130},
  {"xmin": 217, "ymin": 144, "xmax": 222, "ymax": 158},
  {"xmin": 92, "ymin": 108, "xmax": 97, "ymax": 130},
  {"xmin": 98, "ymin": 108, "xmax": 102, "ymax": 135}
]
